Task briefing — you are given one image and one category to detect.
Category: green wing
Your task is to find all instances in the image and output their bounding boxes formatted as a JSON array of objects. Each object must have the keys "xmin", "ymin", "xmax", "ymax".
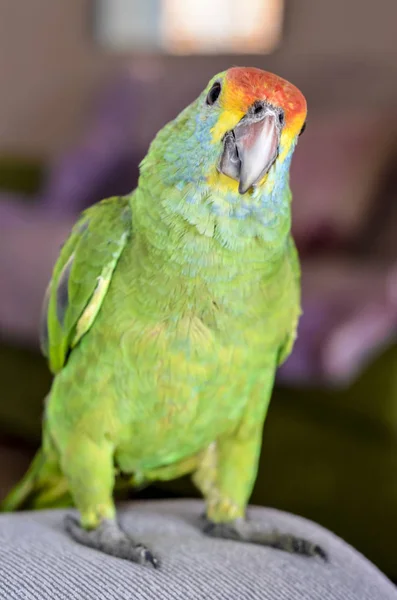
[
  {"xmin": 40, "ymin": 196, "xmax": 132, "ymax": 374},
  {"xmin": 277, "ymin": 236, "xmax": 302, "ymax": 366}
]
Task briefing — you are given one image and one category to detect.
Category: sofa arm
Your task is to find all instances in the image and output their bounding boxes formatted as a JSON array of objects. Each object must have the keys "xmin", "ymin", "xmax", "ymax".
[{"xmin": 0, "ymin": 500, "xmax": 395, "ymax": 600}]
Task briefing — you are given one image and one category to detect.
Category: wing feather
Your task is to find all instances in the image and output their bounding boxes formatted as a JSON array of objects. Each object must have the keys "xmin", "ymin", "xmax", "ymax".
[{"xmin": 41, "ymin": 196, "xmax": 132, "ymax": 373}]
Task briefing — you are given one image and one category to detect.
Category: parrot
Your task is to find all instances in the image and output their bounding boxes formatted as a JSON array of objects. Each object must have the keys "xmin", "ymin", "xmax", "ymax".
[{"xmin": 1, "ymin": 67, "xmax": 326, "ymax": 567}]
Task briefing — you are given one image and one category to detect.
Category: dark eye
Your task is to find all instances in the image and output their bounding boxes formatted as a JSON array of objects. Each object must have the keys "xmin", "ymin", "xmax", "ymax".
[
  {"xmin": 206, "ymin": 82, "xmax": 221, "ymax": 106},
  {"xmin": 278, "ymin": 112, "xmax": 285, "ymax": 126},
  {"xmin": 299, "ymin": 120, "xmax": 307, "ymax": 136}
]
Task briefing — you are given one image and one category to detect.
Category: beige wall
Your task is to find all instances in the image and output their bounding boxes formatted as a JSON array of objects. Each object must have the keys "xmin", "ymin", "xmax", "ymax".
[
  {"xmin": 1, "ymin": 0, "xmax": 396, "ymax": 158},
  {"xmin": 0, "ymin": 2, "xmax": 116, "ymax": 156}
]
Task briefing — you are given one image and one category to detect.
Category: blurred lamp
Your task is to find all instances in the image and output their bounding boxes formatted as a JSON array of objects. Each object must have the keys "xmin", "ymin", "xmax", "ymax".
[{"xmin": 94, "ymin": 0, "xmax": 283, "ymax": 54}]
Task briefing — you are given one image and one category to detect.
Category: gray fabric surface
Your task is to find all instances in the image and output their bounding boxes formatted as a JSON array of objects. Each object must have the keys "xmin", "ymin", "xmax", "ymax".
[{"xmin": 0, "ymin": 500, "xmax": 395, "ymax": 600}]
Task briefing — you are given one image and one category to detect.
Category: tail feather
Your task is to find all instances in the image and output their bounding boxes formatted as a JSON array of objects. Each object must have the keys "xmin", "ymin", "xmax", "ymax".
[
  {"xmin": 1, "ymin": 448, "xmax": 72, "ymax": 512},
  {"xmin": 2, "ymin": 441, "xmax": 147, "ymax": 513}
]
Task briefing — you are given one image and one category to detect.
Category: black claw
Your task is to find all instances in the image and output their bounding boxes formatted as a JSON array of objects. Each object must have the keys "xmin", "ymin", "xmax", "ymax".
[
  {"xmin": 270, "ymin": 534, "xmax": 328, "ymax": 561},
  {"xmin": 314, "ymin": 544, "xmax": 328, "ymax": 562},
  {"xmin": 135, "ymin": 544, "xmax": 159, "ymax": 568},
  {"xmin": 200, "ymin": 517, "xmax": 328, "ymax": 562},
  {"xmin": 145, "ymin": 549, "xmax": 160, "ymax": 569},
  {"xmin": 289, "ymin": 536, "xmax": 328, "ymax": 561},
  {"xmin": 64, "ymin": 514, "xmax": 160, "ymax": 567}
]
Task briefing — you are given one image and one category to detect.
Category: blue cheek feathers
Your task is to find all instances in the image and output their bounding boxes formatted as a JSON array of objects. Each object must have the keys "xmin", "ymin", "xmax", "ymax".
[{"xmin": 161, "ymin": 105, "xmax": 295, "ymax": 235}]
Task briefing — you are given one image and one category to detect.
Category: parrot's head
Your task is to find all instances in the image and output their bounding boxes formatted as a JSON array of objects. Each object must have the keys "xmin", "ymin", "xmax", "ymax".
[
  {"xmin": 204, "ymin": 67, "xmax": 307, "ymax": 194},
  {"xmin": 147, "ymin": 67, "xmax": 307, "ymax": 199}
]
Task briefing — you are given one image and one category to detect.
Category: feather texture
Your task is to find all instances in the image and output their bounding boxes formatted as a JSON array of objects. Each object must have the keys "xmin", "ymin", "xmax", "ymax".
[{"xmin": 3, "ymin": 68, "xmax": 305, "ymax": 530}]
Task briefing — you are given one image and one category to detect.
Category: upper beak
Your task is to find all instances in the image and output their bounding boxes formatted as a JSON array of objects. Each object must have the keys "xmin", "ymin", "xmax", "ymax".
[{"xmin": 218, "ymin": 106, "xmax": 280, "ymax": 194}]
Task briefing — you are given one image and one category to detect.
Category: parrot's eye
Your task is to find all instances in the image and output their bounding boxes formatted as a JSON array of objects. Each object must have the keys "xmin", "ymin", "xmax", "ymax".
[
  {"xmin": 278, "ymin": 112, "xmax": 285, "ymax": 126},
  {"xmin": 206, "ymin": 82, "xmax": 222, "ymax": 106},
  {"xmin": 299, "ymin": 120, "xmax": 307, "ymax": 136}
]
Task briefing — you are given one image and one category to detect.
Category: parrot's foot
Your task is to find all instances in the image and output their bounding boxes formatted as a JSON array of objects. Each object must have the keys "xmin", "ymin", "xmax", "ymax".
[
  {"xmin": 200, "ymin": 516, "xmax": 328, "ymax": 561},
  {"xmin": 64, "ymin": 515, "xmax": 159, "ymax": 567}
]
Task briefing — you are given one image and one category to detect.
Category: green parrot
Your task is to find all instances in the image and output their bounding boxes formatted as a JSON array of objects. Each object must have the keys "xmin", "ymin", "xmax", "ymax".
[{"xmin": 2, "ymin": 67, "xmax": 326, "ymax": 566}]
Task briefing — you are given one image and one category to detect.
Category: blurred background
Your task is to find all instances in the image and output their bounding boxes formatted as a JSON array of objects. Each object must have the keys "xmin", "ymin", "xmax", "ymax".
[{"xmin": 1, "ymin": 0, "xmax": 397, "ymax": 578}]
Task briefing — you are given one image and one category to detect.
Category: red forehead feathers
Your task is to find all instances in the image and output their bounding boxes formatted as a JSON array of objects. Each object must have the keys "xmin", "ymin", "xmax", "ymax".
[{"xmin": 225, "ymin": 67, "xmax": 306, "ymax": 123}]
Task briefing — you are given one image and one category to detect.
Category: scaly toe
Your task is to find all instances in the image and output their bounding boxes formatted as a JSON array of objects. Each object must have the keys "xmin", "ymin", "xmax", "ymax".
[{"xmin": 64, "ymin": 514, "xmax": 159, "ymax": 567}]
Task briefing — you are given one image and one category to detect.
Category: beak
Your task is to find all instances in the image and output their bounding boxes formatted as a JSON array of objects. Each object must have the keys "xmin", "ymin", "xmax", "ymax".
[{"xmin": 218, "ymin": 105, "xmax": 280, "ymax": 194}]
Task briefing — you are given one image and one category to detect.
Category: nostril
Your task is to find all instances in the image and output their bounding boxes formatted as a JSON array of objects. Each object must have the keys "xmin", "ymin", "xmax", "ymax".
[{"xmin": 253, "ymin": 102, "xmax": 264, "ymax": 115}]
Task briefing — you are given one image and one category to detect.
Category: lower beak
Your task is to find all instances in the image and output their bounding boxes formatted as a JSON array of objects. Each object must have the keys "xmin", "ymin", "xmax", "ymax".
[{"xmin": 218, "ymin": 112, "xmax": 280, "ymax": 194}]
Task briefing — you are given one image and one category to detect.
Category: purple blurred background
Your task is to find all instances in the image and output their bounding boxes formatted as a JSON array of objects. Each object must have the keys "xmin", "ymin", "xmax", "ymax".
[{"xmin": 1, "ymin": 0, "xmax": 396, "ymax": 384}]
